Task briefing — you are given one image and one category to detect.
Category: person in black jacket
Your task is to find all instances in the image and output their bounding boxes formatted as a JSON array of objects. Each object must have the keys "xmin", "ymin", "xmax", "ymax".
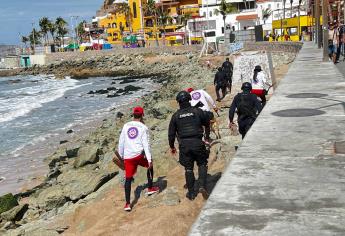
[
  {"xmin": 229, "ymin": 82, "xmax": 262, "ymax": 139},
  {"xmin": 168, "ymin": 91, "xmax": 210, "ymax": 200},
  {"xmin": 222, "ymin": 58, "xmax": 233, "ymax": 93},
  {"xmin": 214, "ymin": 67, "xmax": 227, "ymax": 101}
]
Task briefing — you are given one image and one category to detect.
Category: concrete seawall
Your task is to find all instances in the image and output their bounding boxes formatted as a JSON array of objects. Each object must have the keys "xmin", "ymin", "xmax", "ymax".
[{"xmin": 190, "ymin": 42, "xmax": 345, "ymax": 235}]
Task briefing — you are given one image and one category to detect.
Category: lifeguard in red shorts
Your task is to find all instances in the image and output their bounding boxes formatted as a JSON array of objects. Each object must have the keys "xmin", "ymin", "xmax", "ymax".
[{"xmin": 118, "ymin": 106, "xmax": 159, "ymax": 211}]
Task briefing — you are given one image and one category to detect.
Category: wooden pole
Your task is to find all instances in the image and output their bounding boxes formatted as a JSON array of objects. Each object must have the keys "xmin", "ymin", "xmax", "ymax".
[{"xmin": 322, "ymin": 0, "xmax": 329, "ymax": 61}]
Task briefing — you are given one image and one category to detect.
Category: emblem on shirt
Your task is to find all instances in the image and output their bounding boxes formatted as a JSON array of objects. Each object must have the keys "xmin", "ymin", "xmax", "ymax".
[
  {"xmin": 127, "ymin": 127, "xmax": 139, "ymax": 139},
  {"xmin": 192, "ymin": 92, "xmax": 201, "ymax": 100}
]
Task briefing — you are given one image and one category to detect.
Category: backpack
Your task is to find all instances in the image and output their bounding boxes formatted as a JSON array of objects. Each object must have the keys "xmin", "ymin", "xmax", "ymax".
[{"xmin": 237, "ymin": 94, "xmax": 256, "ymax": 118}]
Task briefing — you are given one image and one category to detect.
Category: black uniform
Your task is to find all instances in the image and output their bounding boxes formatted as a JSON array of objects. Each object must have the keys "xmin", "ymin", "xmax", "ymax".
[
  {"xmin": 229, "ymin": 92, "xmax": 262, "ymax": 139},
  {"xmin": 168, "ymin": 102, "xmax": 210, "ymax": 199},
  {"xmin": 222, "ymin": 60, "xmax": 233, "ymax": 91},
  {"xmin": 214, "ymin": 70, "xmax": 227, "ymax": 101}
]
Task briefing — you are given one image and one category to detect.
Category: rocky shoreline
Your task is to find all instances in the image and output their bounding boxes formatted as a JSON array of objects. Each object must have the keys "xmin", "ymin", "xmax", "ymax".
[{"xmin": 0, "ymin": 49, "xmax": 297, "ymax": 235}]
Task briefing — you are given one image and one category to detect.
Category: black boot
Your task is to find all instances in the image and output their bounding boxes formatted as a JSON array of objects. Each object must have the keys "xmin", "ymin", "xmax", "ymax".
[
  {"xmin": 185, "ymin": 169, "xmax": 195, "ymax": 200},
  {"xmin": 198, "ymin": 165, "xmax": 209, "ymax": 200}
]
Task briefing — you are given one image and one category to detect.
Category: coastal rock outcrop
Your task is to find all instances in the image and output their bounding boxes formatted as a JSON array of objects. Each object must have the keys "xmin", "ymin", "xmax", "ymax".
[
  {"xmin": 73, "ymin": 145, "xmax": 102, "ymax": 168},
  {"xmin": 0, "ymin": 194, "xmax": 18, "ymax": 214}
]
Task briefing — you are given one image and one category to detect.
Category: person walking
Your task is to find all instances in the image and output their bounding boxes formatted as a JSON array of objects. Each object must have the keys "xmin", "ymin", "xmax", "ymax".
[
  {"xmin": 251, "ymin": 65, "xmax": 271, "ymax": 107},
  {"xmin": 229, "ymin": 82, "xmax": 262, "ymax": 139},
  {"xmin": 118, "ymin": 106, "xmax": 160, "ymax": 212},
  {"xmin": 214, "ymin": 67, "xmax": 227, "ymax": 101},
  {"xmin": 168, "ymin": 91, "xmax": 210, "ymax": 200},
  {"xmin": 187, "ymin": 87, "xmax": 219, "ymax": 140},
  {"xmin": 222, "ymin": 58, "xmax": 233, "ymax": 93}
]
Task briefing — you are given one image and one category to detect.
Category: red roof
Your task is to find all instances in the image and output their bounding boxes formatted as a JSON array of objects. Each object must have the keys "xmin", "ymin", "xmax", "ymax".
[{"xmin": 236, "ymin": 14, "xmax": 258, "ymax": 21}]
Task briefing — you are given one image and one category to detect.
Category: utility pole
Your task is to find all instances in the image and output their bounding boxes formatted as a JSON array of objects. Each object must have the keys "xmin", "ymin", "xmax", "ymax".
[
  {"xmin": 315, "ymin": 0, "xmax": 321, "ymax": 48},
  {"xmin": 31, "ymin": 23, "xmax": 36, "ymax": 54},
  {"xmin": 322, "ymin": 0, "xmax": 328, "ymax": 61}
]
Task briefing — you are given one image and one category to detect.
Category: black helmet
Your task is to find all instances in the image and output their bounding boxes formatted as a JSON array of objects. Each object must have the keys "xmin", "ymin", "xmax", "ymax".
[
  {"xmin": 254, "ymin": 65, "xmax": 262, "ymax": 71},
  {"xmin": 241, "ymin": 82, "xmax": 252, "ymax": 91},
  {"xmin": 176, "ymin": 90, "xmax": 191, "ymax": 103}
]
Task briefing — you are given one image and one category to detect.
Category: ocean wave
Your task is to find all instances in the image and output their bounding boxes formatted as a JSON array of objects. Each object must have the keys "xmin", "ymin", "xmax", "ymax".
[{"xmin": 0, "ymin": 77, "xmax": 80, "ymax": 123}]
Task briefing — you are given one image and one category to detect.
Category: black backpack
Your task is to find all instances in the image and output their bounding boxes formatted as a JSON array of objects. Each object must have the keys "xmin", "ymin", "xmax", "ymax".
[{"xmin": 237, "ymin": 94, "xmax": 256, "ymax": 118}]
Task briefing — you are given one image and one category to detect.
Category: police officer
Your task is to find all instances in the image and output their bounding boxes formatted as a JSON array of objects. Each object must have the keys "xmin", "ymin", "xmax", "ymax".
[
  {"xmin": 222, "ymin": 57, "xmax": 233, "ymax": 93},
  {"xmin": 229, "ymin": 82, "xmax": 262, "ymax": 139},
  {"xmin": 214, "ymin": 67, "xmax": 227, "ymax": 101},
  {"xmin": 168, "ymin": 91, "xmax": 210, "ymax": 200}
]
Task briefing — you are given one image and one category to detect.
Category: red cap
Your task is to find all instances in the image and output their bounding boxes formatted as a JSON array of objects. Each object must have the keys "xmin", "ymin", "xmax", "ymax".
[
  {"xmin": 186, "ymin": 88, "xmax": 194, "ymax": 93},
  {"xmin": 133, "ymin": 106, "xmax": 144, "ymax": 116}
]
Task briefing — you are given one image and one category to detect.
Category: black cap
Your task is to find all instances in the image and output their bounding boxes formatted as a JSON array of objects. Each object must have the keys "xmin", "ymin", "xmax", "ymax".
[
  {"xmin": 241, "ymin": 82, "xmax": 252, "ymax": 91},
  {"xmin": 176, "ymin": 91, "xmax": 192, "ymax": 103},
  {"xmin": 254, "ymin": 65, "xmax": 262, "ymax": 71}
]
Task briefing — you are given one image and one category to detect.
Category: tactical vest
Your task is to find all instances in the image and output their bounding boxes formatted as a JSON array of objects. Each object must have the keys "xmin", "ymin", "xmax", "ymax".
[{"xmin": 175, "ymin": 107, "xmax": 204, "ymax": 139}]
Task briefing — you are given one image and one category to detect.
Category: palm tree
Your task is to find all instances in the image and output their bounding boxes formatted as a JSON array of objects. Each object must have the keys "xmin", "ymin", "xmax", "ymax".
[
  {"xmin": 214, "ymin": 0, "xmax": 237, "ymax": 38},
  {"xmin": 143, "ymin": 0, "xmax": 159, "ymax": 46},
  {"xmin": 76, "ymin": 20, "xmax": 86, "ymax": 43},
  {"xmin": 116, "ymin": 3, "xmax": 132, "ymax": 32},
  {"xmin": 157, "ymin": 8, "xmax": 171, "ymax": 45},
  {"xmin": 29, "ymin": 29, "xmax": 41, "ymax": 54},
  {"xmin": 262, "ymin": 8, "xmax": 272, "ymax": 24},
  {"xmin": 290, "ymin": 0, "xmax": 293, "ymax": 17},
  {"xmin": 56, "ymin": 17, "xmax": 68, "ymax": 49},
  {"xmin": 39, "ymin": 17, "xmax": 50, "ymax": 47},
  {"xmin": 21, "ymin": 36, "xmax": 29, "ymax": 48},
  {"xmin": 47, "ymin": 21, "xmax": 56, "ymax": 45},
  {"xmin": 180, "ymin": 13, "xmax": 192, "ymax": 44}
]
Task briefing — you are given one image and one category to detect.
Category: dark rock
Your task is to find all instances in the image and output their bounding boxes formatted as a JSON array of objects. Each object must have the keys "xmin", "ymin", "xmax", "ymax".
[
  {"xmin": 95, "ymin": 89, "xmax": 109, "ymax": 94},
  {"xmin": 116, "ymin": 112, "xmax": 124, "ymax": 119},
  {"xmin": 87, "ymin": 91, "xmax": 95, "ymax": 94},
  {"xmin": 0, "ymin": 204, "xmax": 28, "ymax": 222},
  {"xmin": 124, "ymin": 85, "xmax": 142, "ymax": 92},
  {"xmin": 119, "ymin": 79, "xmax": 137, "ymax": 84},
  {"xmin": 0, "ymin": 193, "xmax": 18, "ymax": 214},
  {"xmin": 73, "ymin": 145, "xmax": 101, "ymax": 168},
  {"xmin": 47, "ymin": 168, "xmax": 61, "ymax": 180},
  {"xmin": 107, "ymin": 93, "xmax": 120, "ymax": 98},
  {"xmin": 106, "ymin": 87, "xmax": 117, "ymax": 91},
  {"xmin": 66, "ymin": 129, "xmax": 73, "ymax": 134},
  {"xmin": 65, "ymin": 145, "xmax": 80, "ymax": 158},
  {"xmin": 59, "ymin": 140, "xmax": 68, "ymax": 145}
]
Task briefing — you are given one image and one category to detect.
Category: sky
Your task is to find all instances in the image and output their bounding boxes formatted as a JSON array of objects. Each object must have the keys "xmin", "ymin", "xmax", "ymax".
[{"xmin": 0, "ymin": 0, "xmax": 104, "ymax": 45}]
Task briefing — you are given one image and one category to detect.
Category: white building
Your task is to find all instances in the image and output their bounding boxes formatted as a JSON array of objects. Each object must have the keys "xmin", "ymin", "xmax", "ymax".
[{"xmin": 187, "ymin": 0, "xmax": 307, "ymax": 40}]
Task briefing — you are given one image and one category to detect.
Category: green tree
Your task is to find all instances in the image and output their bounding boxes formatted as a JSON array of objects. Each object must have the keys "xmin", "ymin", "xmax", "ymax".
[
  {"xmin": 56, "ymin": 17, "xmax": 68, "ymax": 49},
  {"xmin": 214, "ymin": 0, "xmax": 237, "ymax": 37},
  {"xmin": 143, "ymin": 0, "xmax": 159, "ymax": 46},
  {"xmin": 21, "ymin": 36, "xmax": 29, "ymax": 48},
  {"xmin": 39, "ymin": 17, "xmax": 50, "ymax": 46},
  {"xmin": 116, "ymin": 3, "xmax": 132, "ymax": 32},
  {"xmin": 262, "ymin": 8, "xmax": 272, "ymax": 24},
  {"xmin": 76, "ymin": 20, "xmax": 86, "ymax": 43},
  {"xmin": 47, "ymin": 21, "xmax": 57, "ymax": 45},
  {"xmin": 180, "ymin": 13, "xmax": 192, "ymax": 44},
  {"xmin": 29, "ymin": 28, "xmax": 42, "ymax": 54}
]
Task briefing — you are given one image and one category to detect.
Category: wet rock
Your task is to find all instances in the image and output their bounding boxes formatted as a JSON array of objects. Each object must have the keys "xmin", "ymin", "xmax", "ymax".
[
  {"xmin": 119, "ymin": 78, "xmax": 137, "ymax": 84},
  {"xmin": 0, "ymin": 204, "xmax": 28, "ymax": 222},
  {"xmin": 0, "ymin": 193, "xmax": 18, "ymax": 214},
  {"xmin": 106, "ymin": 87, "xmax": 117, "ymax": 91},
  {"xmin": 59, "ymin": 140, "xmax": 68, "ymax": 145},
  {"xmin": 73, "ymin": 145, "xmax": 101, "ymax": 168},
  {"xmin": 66, "ymin": 129, "xmax": 73, "ymax": 134},
  {"xmin": 107, "ymin": 93, "xmax": 120, "ymax": 98},
  {"xmin": 95, "ymin": 89, "xmax": 109, "ymax": 94},
  {"xmin": 65, "ymin": 145, "xmax": 80, "ymax": 158},
  {"xmin": 116, "ymin": 112, "xmax": 124, "ymax": 119}
]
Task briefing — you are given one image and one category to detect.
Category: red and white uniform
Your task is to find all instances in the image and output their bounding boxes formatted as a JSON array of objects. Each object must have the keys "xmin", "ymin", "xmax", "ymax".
[
  {"xmin": 251, "ymin": 71, "xmax": 268, "ymax": 96},
  {"xmin": 190, "ymin": 89, "xmax": 216, "ymax": 112},
  {"xmin": 118, "ymin": 121, "xmax": 151, "ymax": 178}
]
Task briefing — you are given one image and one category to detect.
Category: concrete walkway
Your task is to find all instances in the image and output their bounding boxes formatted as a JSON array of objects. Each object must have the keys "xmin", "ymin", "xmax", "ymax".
[{"xmin": 190, "ymin": 42, "xmax": 345, "ymax": 235}]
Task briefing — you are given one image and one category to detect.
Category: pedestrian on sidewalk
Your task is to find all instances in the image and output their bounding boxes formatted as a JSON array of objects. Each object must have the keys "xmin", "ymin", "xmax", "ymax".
[
  {"xmin": 251, "ymin": 65, "xmax": 271, "ymax": 107},
  {"xmin": 229, "ymin": 82, "xmax": 262, "ymax": 139},
  {"xmin": 221, "ymin": 58, "xmax": 233, "ymax": 93},
  {"xmin": 214, "ymin": 67, "xmax": 227, "ymax": 101},
  {"xmin": 168, "ymin": 91, "xmax": 210, "ymax": 200},
  {"xmin": 118, "ymin": 106, "xmax": 159, "ymax": 212}
]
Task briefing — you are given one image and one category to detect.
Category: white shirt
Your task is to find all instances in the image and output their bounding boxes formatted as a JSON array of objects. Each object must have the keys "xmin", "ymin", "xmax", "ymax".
[
  {"xmin": 190, "ymin": 89, "xmax": 216, "ymax": 112},
  {"xmin": 251, "ymin": 71, "xmax": 269, "ymax": 90},
  {"xmin": 118, "ymin": 120, "xmax": 152, "ymax": 162}
]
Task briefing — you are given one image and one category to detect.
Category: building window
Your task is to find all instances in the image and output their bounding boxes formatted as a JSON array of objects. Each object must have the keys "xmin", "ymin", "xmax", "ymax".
[
  {"xmin": 222, "ymin": 27, "xmax": 224, "ymax": 34},
  {"xmin": 209, "ymin": 11, "xmax": 212, "ymax": 17},
  {"xmin": 203, "ymin": 12, "xmax": 206, "ymax": 17},
  {"xmin": 277, "ymin": 3, "xmax": 280, "ymax": 8},
  {"xmin": 112, "ymin": 23, "xmax": 117, "ymax": 28},
  {"xmin": 268, "ymin": 4, "xmax": 271, "ymax": 9},
  {"xmin": 108, "ymin": 23, "xmax": 111, "ymax": 28},
  {"xmin": 133, "ymin": 2, "xmax": 137, "ymax": 18}
]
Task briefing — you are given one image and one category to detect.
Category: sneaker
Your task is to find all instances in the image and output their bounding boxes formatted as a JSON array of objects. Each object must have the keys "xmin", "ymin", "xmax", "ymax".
[
  {"xmin": 186, "ymin": 191, "xmax": 196, "ymax": 201},
  {"xmin": 124, "ymin": 203, "xmax": 131, "ymax": 212},
  {"xmin": 199, "ymin": 187, "xmax": 209, "ymax": 200},
  {"xmin": 147, "ymin": 186, "xmax": 160, "ymax": 196}
]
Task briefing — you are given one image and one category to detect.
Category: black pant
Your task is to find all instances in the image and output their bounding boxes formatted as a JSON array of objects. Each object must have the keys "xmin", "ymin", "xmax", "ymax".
[
  {"xmin": 215, "ymin": 85, "xmax": 227, "ymax": 101},
  {"xmin": 336, "ymin": 43, "xmax": 343, "ymax": 62},
  {"xmin": 179, "ymin": 139, "xmax": 208, "ymax": 193},
  {"xmin": 225, "ymin": 74, "xmax": 232, "ymax": 93},
  {"xmin": 238, "ymin": 117, "xmax": 255, "ymax": 139}
]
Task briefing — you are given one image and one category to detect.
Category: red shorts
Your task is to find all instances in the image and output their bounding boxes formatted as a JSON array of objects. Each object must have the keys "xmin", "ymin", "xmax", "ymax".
[
  {"xmin": 124, "ymin": 154, "xmax": 149, "ymax": 178},
  {"xmin": 251, "ymin": 89, "xmax": 265, "ymax": 97}
]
